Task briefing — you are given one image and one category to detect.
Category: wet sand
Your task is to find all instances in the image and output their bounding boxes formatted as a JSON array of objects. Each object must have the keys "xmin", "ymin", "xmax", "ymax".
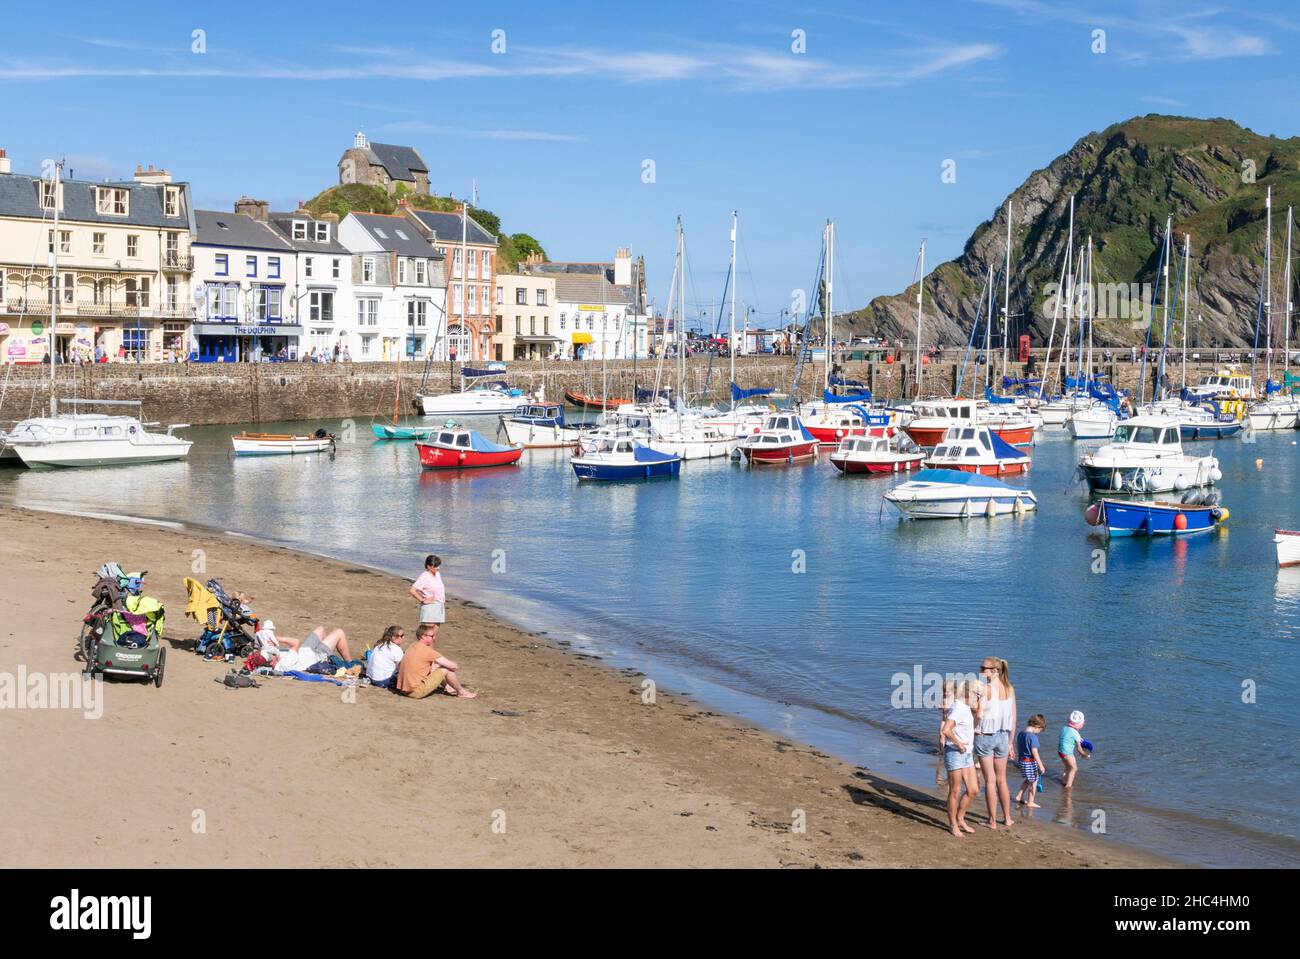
[{"xmin": 0, "ymin": 505, "xmax": 1168, "ymax": 867}]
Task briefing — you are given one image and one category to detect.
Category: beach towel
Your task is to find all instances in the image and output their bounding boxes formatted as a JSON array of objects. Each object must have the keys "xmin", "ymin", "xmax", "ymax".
[{"xmin": 284, "ymin": 670, "xmax": 346, "ymax": 687}]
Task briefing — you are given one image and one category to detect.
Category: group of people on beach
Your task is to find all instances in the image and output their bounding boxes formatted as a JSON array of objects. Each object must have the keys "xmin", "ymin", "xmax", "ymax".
[
  {"xmin": 938, "ymin": 657, "xmax": 1090, "ymax": 839},
  {"xmin": 250, "ymin": 554, "xmax": 475, "ymax": 700}
]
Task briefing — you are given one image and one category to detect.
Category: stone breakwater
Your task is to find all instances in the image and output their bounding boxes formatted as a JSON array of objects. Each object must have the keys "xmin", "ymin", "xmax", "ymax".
[{"xmin": 0, "ymin": 354, "xmax": 1246, "ymax": 427}]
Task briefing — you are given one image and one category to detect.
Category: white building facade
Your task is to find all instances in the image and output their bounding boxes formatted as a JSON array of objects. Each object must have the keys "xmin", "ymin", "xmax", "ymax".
[{"xmin": 268, "ymin": 207, "xmax": 356, "ymax": 360}]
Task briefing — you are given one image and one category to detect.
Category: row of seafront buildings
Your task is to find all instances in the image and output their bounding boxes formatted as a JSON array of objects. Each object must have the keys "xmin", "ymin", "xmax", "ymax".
[{"xmin": 0, "ymin": 134, "xmax": 650, "ymax": 364}]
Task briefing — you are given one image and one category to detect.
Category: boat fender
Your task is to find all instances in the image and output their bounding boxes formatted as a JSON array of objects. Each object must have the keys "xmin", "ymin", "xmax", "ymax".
[
  {"xmin": 1111, "ymin": 470, "xmax": 1122, "ymax": 491},
  {"xmin": 1014, "ymin": 495, "xmax": 1026, "ymax": 516},
  {"xmin": 1213, "ymin": 506, "xmax": 1229, "ymax": 523},
  {"xmin": 1173, "ymin": 475, "xmax": 1186, "ymax": 491},
  {"xmin": 459, "ymin": 451, "xmax": 466, "ymax": 462},
  {"xmin": 1084, "ymin": 502, "xmax": 1103, "ymax": 526},
  {"xmin": 985, "ymin": 497, "xmax": 996, "ymax": 519},
  {"xmin": 1209, "ymin": 467, "xmax": 1223, "ymax": 483},
  {"xmin": 1173, "ymin": 513, "xmax": 1188, "ymax": 532}
]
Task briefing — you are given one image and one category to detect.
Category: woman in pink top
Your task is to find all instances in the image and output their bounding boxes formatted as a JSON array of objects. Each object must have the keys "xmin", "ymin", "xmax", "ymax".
[{"xmin": 409, "ymin": 555, "xmax": 446, "ymax": 634}]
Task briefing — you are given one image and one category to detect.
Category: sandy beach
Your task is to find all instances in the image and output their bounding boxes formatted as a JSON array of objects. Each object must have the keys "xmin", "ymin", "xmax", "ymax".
[{"xmin": 0, "ymin": 505, "xmax": 1166, "ymax": 868}]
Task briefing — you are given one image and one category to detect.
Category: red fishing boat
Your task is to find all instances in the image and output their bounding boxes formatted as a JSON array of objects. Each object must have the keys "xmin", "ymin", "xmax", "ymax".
[
  {"xmin": 737, "ymin": 412, "xmax": 821, "ymax": 465},
  {"xmin": 565, "ymin": 390, "xmax": 631, "ymax": 411},
  {"xmin": 904, "ymin": 398, "xmax": 1035, "ymax": 448},
  {"xmin": 829, "ymin": 432, "xmax": 924, "ymax": 474},
  {"xmin": 415, "ymin": 427, "xmax": 523, "ymax": 469}
]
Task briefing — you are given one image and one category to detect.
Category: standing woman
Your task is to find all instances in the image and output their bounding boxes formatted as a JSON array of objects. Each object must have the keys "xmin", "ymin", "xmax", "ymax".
[
  {"xmin": 409, "ymin": 555, "xmax": 446, "ymax": 640},
  {"xmin": 974, "ymin": 656, "xmax": 1017, "ymax": 829}
]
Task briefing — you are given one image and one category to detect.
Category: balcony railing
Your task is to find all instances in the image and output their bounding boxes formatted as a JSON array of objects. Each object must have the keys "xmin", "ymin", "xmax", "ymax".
[
  {"xmin": 2, "ymin": 298, "xmax": 196, "ymax": 319},
  {"xmin": 162, "ymin": 251, "xmax": 195, "ymax": 271}
]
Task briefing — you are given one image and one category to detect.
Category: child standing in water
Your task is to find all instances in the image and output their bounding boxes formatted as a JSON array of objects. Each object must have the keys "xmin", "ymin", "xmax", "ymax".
[
  {"xmin": 1014, "ymin": 714, "xmax": 1046, "ymax": 807},
  {"xmin": 1058, "ymin": 710, "xmax": 1088, "ymax": 788}
]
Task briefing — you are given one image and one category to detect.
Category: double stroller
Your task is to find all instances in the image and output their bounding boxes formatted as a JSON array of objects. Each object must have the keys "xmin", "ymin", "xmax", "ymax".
[
  {"xmin": 81, "ymin": 563, "xmax": 167, "ymax": 687},
  {"xmin": 184, "ymin": 577, "xmax": 259, "ymax": 660}
]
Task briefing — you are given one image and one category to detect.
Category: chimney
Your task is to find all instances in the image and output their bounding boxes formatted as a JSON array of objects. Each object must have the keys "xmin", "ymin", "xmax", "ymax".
[
  {"xmin": 234, "ymin": 196, "xmax": 269, "ymax": 221},
  {"xmin": 0, "ymin": 149, "xmax": 10, "ymax": 174},
  {"xmin": 614, "ymin": 246, "xmax": 632, "ymax": 287},
  {"xmin": 133, "ymin": 163, "xmax": 173, "ymax": 184}
]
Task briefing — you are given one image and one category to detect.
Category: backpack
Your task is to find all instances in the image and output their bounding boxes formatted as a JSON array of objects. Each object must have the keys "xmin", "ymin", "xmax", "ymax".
[{"xmin": 218, "ymin": 670, "xmax": 260, "ymax": 689}]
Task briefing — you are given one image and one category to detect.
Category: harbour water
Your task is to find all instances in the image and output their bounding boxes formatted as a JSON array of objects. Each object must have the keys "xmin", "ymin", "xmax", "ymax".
[{"xmin": 3, "ymin": 417, "xmax": 1298, "ymax": 867}]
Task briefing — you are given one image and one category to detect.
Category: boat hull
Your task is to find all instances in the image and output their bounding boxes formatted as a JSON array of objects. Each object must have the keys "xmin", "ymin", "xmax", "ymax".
[
  {"xmin": 1099, "ymin": 499, "xmax": 1222, "ymax": 537},
  {"xmin": 740, "ymin": 441, "xmax": 820, "ymax": 464},
  {"xmin": 829, "ymin": 454, "xmax": 923, "ymax": 474},
  {"xmin": 921, "ymin": 460, "xmax": 1030, "ymax": 476},
  {"xmin": 905, "ymin": 422, "xmax": 1033, "ymax": 448},
  {"xmin": 415, "ymin": 443, "xmax": 523, "ymax": 469},
  {"xmin": 1249, "ymin": 407, "xmax": 1300, "ymax": 431},
  {"xmin": 1276, "ymin": 529, "xmax": 1300, "ymax": 567},
  {"xmin": 372, "ymin": 424, "xmax": 436, "ymax": 440},
  {"xmin": 418, "ymin": 393, "xmax": 533, "ymax": 416},
  {"xmin": 571, "ymin": 458, "xmax": 681, "ymax": 480},
  {"xmin": 565, "ymin": 391, "xmax": 631, "ymax": 411},
  {"xmin": 1078, "ymin": 462, "xmax": 1216, "ymax": 494},
  {"xmin": 232, "ymin": 434, "xmax": 332, "ymax": 455},
  {"xmin": 500, "ymin": 419, "xmax": 592, "ymax": 448},
  {"xmin": 886, "ymin": 492, "xmax": 1036, "ymax": 519},
  {"xmin": 13, "ymin": 441, "xmax": 191, "ymax": 468},
  {"xmin": 1178, "ymin": 422, "xmax": 1242, "ymax": 440}
]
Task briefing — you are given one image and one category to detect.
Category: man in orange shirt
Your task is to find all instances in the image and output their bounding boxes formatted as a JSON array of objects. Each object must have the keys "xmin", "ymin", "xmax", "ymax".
[{"xmin": 395, "ymin": 623, "xmax": 476, "ymax": 699}]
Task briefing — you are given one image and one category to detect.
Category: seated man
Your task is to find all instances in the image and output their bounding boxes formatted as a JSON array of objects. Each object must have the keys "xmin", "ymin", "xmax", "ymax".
[
  {"xmin": 395, "ymin": 624, "xmax": 475, "ymax": 699},
  {"xmin": 270, "ymin": 625, "xmax": 352, "ymax": 673}
]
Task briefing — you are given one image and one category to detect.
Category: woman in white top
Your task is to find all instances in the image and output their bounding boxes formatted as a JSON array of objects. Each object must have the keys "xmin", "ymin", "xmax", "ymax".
[
  {"xmin": 974, "ymin": 657, "xmax": 1017, "ymax": 829},
  {"xmin": 367, "ymin": 625, "xmax": 406, "ymax": 689},
  {"xmin": 940, "ymin": 679, "xmax": 979, "ymax": 838}
]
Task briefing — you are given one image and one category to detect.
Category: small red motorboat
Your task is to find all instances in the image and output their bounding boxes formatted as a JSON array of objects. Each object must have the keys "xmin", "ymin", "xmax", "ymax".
[
  {"xmin": 829, "ymin": 432, "xmax": 924, "ymax": 474},
  {"xmin": 737, "ymin": 412, "xmax": 820, "ymax": 465},
  {"xmin": 903, "ymin": 398, "xmax": 1035, "ymax": 449},
  {"xmin": 565, "ymin": 390, "xmax": 631, "ymax": 411},
  {"xmin": 415, "ymin": 426, "xmax": 523, "ymax": 469}
]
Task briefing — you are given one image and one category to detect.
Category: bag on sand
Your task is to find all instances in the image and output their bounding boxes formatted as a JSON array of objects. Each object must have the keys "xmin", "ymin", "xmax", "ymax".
[{"xmin": 218, "ymin": 670, "xmax": 260, "ymax": 689}]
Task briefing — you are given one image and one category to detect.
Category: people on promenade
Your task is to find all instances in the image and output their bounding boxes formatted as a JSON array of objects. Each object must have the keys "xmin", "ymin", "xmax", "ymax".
[
  {"xmin": 1014, "ymin": 714, "xmax": 1047, "ymax": 807},
  {"xmin": 395, "ymin": 623, "xmax": 475, "ymax": 699},
  {"xmin": 409, "ymin": 554, "xmax": 446, "ymax": 637},
  {"xmin": 940, "ymin": 679, "xmax": 978, "ymax": 838},
  {"xmin": 367, "ymin": 625, "xmax": 405, "ymax": 689},
  {"xmin": 1059, "ymin": 710, "xmax": 1089, "ymax": 788},
  {"xmin": 974, "ymin": 657, "xmax": 1016, "ymax": 829}
]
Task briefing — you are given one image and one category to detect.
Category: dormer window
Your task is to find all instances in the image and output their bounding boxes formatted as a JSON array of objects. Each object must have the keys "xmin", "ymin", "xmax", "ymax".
[
  {"xmin": 96, "ymin": 187, "xmax": 129, "ymax": 216},
  {"xmin": 293, "ymin": 221, "xmax": 307, "ymax": 240},
  {"xmin": 40, "ymin": 180, "xmax": 61, "ymax": 211},
  {"xmin": 374, "ymin": 227, "xmax": 388, "ymax": 240},
  {"xmin": 314, "ymin": 223, "xmax": 329, "ymax": 242},
  {"xmin": 395, "ymin": 229, "xmax": 409, "ymax": 241},
  {"xmin": 164, "ymin": 186, "xmax": 180, "ymax": 217}
]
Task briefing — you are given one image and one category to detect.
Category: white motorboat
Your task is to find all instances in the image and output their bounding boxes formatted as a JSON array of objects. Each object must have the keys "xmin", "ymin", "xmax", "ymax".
[
  {"xmin": 1078, "ymin": 416, "xmax": 1221, "ymax": 494},
  {"xmin": 499, "ymin": 403, "xmax": 596, "ymax": 448},
  {"xmin": 884, "ymin": 468, "xmax": 1037, "ymax": 519},
  {"xmin": 4, "ymin": 413, "xmax": 191, "ymax": 468},
  {"xmin": 648, "ymin": 420, "xmax": 740, "ymax": 460},
  {"xmin": 232, "ymin": 430, "xmax": 335, "ymax": 456},
  {"xmin": 418, "ymin": 368, "xmax": 535, "ymax": 416},
  {"xmin": 1067, "ymin": 406, "xmax": 1118, "ymax": 440}
]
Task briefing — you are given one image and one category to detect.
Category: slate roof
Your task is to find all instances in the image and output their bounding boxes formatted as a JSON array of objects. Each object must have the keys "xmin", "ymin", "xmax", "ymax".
[
  {"xmin": 552, "ymin": 275, "xmax": 633, "ymax": 307},
  {"xmin": 410, "ymin": 209, "xmax": 496, "ymax": 246},
  {"xmin": 0, "ymin": 172, "xmax": 193, "ymax": 230},
  {"xmin": 267, "ymin": 211, "xmax": 350, "ymax": 255},
  {"xmin": 194, "ymin": 210, "xmax": 295, "ymax": 251},
  {"xmin": 348, "ymin": 212, "xmax": 441, "ymax": 257},
  {"xmin": 366, "ymin": 143, "xmax": 428, "ymax": 182}
]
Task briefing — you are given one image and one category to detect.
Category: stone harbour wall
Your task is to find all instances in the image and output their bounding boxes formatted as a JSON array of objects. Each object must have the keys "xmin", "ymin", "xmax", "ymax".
[{"xmin": 0, "ymin": 352, "xmax": 1257, "ymax": 427}]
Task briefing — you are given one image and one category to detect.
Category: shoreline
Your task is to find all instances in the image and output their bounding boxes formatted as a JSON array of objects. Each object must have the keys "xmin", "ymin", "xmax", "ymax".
[{"xmin": 0, "ymin": 503, "xmax": 1171, "ymax": 868}]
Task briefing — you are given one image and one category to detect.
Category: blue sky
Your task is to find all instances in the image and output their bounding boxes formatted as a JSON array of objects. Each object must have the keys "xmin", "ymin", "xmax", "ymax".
[{"xmin": 2, "ymin": 0, "xmax": 1298, "ymax": 330}]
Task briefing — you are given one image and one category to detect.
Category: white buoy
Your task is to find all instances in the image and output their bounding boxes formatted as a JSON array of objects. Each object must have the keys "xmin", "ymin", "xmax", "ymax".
[{"xmin": 985, "ymin": 496, "xmax": 997, "ymax": 518}]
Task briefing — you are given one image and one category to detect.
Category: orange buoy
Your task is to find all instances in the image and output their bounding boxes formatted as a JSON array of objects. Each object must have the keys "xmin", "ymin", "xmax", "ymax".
[
  {"xmin": 1173, "ymin": 513, "xmax": 1188, "ymax": 531},
  {"xmin": 1256, "ymin": 458, "xmax": 1264, "ymax": 470}
]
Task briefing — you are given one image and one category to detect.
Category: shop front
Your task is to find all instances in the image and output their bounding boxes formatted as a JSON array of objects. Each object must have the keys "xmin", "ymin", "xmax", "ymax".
[{"xmin": 192, "ymin": 322, "xmax": 302, "ymax": 362}]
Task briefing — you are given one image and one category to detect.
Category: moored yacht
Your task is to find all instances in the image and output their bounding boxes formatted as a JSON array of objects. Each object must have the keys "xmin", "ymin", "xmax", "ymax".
[
  {"xmin": 1077, "ymin": 416, "xmax": 1221, "ymax": 494},
  {"xmin": 3, "ymin": 412, "xmax": 191, "ymax": 468}
]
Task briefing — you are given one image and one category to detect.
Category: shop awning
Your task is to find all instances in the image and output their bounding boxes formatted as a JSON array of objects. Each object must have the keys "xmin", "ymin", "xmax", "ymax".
[
  {"xmin": 572, "ymin": 332, "xmax": 594, "ymax": 344},
  {"xmin": 518, "ymin": 335, "xmax": 561, "ymax": 343}
]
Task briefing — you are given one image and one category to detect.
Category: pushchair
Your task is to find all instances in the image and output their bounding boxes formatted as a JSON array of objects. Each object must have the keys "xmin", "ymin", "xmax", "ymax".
[
  {"xmin": 184, "ymin": 577, "xmax": 259, "ymax": 659},
  {"xmin": 81, "ymin": 564, "xmax": 167, "ymax": 687}
]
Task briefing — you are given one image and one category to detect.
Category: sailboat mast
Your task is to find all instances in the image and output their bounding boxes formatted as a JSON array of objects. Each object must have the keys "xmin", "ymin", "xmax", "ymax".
[
  {"xmin": 1003, "ymin": 201, "xmax": 1012, "ymax": 380},
  {"xmin": 1159, "ymin": 216, "xmax": 1172, "ymax": 400},
  {"xmin": 984, "ymin": 264, "xmax": 993, "ymax": 392},
  {"xmin": 915, "ymin": 241, "xmax": 925, "ymax": 397},
  {"xmin": 1060, "ymin": 197, "xmax": 1075, "ymax": 398},
  {"xmin": 1285, "ymin": 207, "xmax": 1295, "ymax": 382},
  {"xmin": 730, "ymin": 211, "xmax": 737, "ymax": 403},
  {"xmin": 49, "ymin": 161, "xmax": 61, "ymax": 413},
  {"xmin": 1266, "ymin": 186, "xmax": 1273, "ymax": 385},
  {"xmin": 1086, "ymin": 237, "xmax": 1094, "ymax": 383},
  {"xmin": 824, "ymin": 220, "xmax": 834, "ymax": 394},
  {"xmin": 1182, "ymin": 233, "xmax": 1190, "ymax": 391},
  {"xmin": 678, "ymin": 217, "xmax": 686, "ymax": 405}
]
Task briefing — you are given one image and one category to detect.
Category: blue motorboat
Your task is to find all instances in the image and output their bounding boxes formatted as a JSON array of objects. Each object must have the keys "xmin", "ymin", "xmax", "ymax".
[
  {"xmin": 572, "ymin": 438, "xmax": 682, "ymax": 481},
  {"xmin": 1086, "ymin": 490, "xmax": 1228, "ymax": 537}
]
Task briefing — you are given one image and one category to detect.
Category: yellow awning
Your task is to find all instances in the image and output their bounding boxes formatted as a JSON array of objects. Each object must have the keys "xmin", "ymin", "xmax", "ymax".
[{"xmin": 572, "ymin": 332, "xmax": 594, "ymax": 344}]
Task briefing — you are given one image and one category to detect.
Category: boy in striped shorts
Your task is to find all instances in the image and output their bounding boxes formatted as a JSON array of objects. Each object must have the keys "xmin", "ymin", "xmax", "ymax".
[{"xmin": 1014, "ymin": 714, "xmax": 1046, "ymax": 808}]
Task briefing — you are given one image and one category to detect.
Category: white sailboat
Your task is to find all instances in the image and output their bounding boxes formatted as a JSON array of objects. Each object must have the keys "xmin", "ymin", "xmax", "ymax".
[{"xmin": 1250, "ymin": 194, "xmax": 1300, "ymax": 430}]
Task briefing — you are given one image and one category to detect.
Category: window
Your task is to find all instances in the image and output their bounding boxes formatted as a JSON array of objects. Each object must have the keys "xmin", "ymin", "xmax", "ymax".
[
  {"xmin": 127, "ymin": 235, "xmax": 139, "ymax": 258},
  {"xmin": 515, "ymin": 289, "xmax": 527, "ymax": 306},
  {"xmin": 373, "ymin": 227, "xmax": 387, "ymax": 239},
  {"xmin": 59, "ymin": 231, "xmax": 71, "ymax": 254},
  {"xmin": 165, "ymin": 276, "xmax": 178, "ymax": 312},
  {"xmin": 408, "ymin": 300, "xmax": 427, "ymax": 329},
  {"xmin": 415, "ymin": 260, "xmax": 426, "ymax": 285},
  {"xmin": 215, "ymin": 253, "xmax": 228, "ymax": 276},
  {"xmin": 480, "ymin": 286, "xmax": 490, "ymax": 315},
  {"xmin": 125, "ymin": 277, "xmax": 151, "ymax": 308},
  {"xmin": 255, "ymin": 287, "xmax": 283, "ymax": 321},
  {"xmin": 47, "ymin": 230, "xmax": 54, "ymax": 254},
  {"xmin": 165, "ymin": 186, "xmax": 180, "ymax": 217},
  {"xmin": 453, "ymin": 283, "xmax": 462, "ymax": 313},
  {"xmin": 496, "ymin": 286, "xmax": 503, "ymax": 305},
  {"xmin": 246, "ymin": 255, "xmax": 257, "ymax": 277},
  {"xmin": 395, "ymin": 229, "xmax": 409, "ymax": 241},
  {"xmin": 332, "ymin": 258, "xmax": 341, "ymax": 279},
  {"xmin": 304, "ymin": 256, "xmax": 313, "ymax": 279},
  {"xmin": 268, "ymin": 257, "xmax": 280, "ymax": 279},
  {"xmin": 310, "ymin": 291, "xmax": 334, "ymax": 324},
  {"xmin": 495, "ymin": 316, "xmax": 503, "ymax": 333},
  {"xmin": 293, "ymin": 221, "xmax": 307, "ymax": 240},
  {"xmin": 452, "ymin": 249, "xmax": 462, "ymax": 278},
  {"xmin": 530, "ymin": 316, "xmax": 536, "ymax": 335},
  {"xmin": 314, "ymin": 222, "xmax": 329, "ymax": 242},
  {"xmin": 560, "ymin": 313, "xmax": 566, "ymax": 330},
  {"xmin": 206, "ymin": 283, "xmax": 237, "ymax": 319},
  {"xmin": 536, "ymin": 289, "xmax": 547, "ymax": 306},
  {"xmin": 514, "ymin": 317, "xmax": 521, "ymax": 334},
  {"xmin": 482, "ymin": 250, "xmax": 492, "ymax": 276},
  {"xmin": 165, "ymin": 232, "xmax": 179, "ymax": 256},
  {"xmin": 0, "ymin": 270, "xmax": 5, "ymax": 303},
  {"xmin": 122, "ymin": 327, "xmax": 148, "ymax": 359},
  {"xmin": 96, "ymin": 187, "xmax": 129, "ymax": 215},
  {"xmin": 544, "ymin": 317, "xmax": 549, "ymax": 334},
  {"xmin": 361, "ymin": 334, "xmax": 376, "ymax": 358},
  {"xmin": 40, "ymin": 180, "xmax": 60, "ymax": 210},
  {"xmin": 357, "ymin": 299, "xmax": 378, "ymax": 326},
  {"xmin": 398, "ymin": 259, "xmax": 408, "ymax": 285},
  {"xmin": 362, "ymin": 257, "xmax": 375, "ymax": 283},
  {"xmin": 468, "ymin": 249, "xmax": 478, "ymax": 279},
  {"xmin": 62, "ymin": 272, "xmax": 74, "ymax": 304}
]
